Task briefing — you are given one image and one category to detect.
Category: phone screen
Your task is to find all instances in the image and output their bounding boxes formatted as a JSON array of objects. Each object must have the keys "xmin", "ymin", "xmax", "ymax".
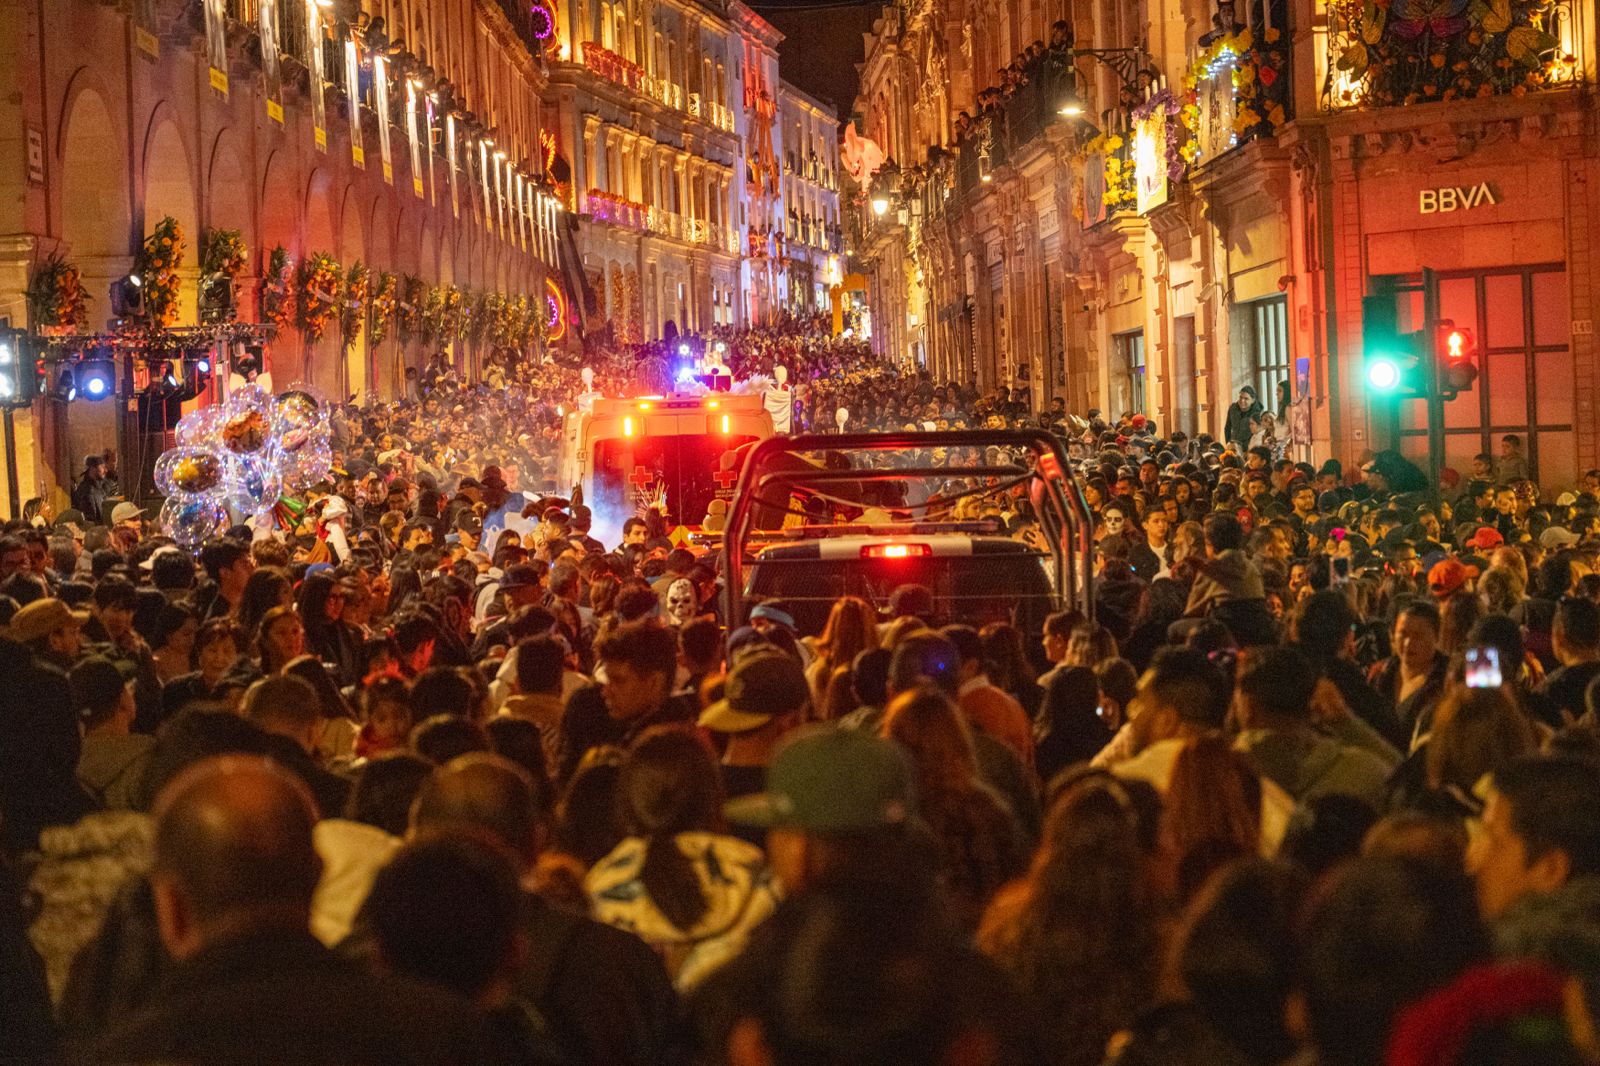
[
  {"xmin": 1465, "ymin": 646, "xmax": 1503, "ymax": 689},
  {"xmin": 1330, "ymin": 556, "xmax": 1351, "ymax": 583}
]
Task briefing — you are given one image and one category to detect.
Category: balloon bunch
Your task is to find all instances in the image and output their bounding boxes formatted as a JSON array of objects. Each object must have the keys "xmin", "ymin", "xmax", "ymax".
[{"xmin": 155, "ymin": 382, "xmax": 334, "ymax": 550}]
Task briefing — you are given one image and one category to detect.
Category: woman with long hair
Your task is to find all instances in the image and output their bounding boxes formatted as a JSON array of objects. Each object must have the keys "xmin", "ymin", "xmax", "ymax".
[
  {"xmin": 256, "ymin": 605, "xmax": 306, "ymax": 675},
  {"xmin": 806, "ymin": 596, "xmax": 879, "ymax": 711},
  {"xmin": 978, "ymin": 776, "xmax": 1158, "ymax": 1066},
  {"xmin": 1035, "ymin": 665, "xmax": 1114, "ymax": 782},
  {"xmin": 284, "ymin": 654, "xmax": 359, "ymax": 764},
  {"xmin": 981, "ymin": 622, "xmax": 1044, "ymax": 721},
  {"xmin": 585, "ymin": 727, "xmax": 777, "ymax": 990},
  {"xmin": 297, "ymin": 570, "xmax": 360, "ymax": 686},
  {"xmin": 237, "ymin": 568, "xmax": 294, "ymax": 643},
  {"xmin": 882, "ymin": 687, "xmax": 1025, "ymax": 930},
  {"xmin": 1161, "ymin": 736, "xmax": 1264, "ymax": 904}
]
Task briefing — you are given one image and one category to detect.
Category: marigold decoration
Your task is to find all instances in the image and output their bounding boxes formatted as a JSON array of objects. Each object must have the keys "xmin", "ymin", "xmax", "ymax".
[
  {"xmin": 28, "ymin": 254, "xmax": 88, "ymax": 332},
  {"xmin": 1080, "ymin": 131, "xmax": 1137, "ymax": 212},
  {"xmin": 341, "ymin": 262, "xmax": 369, "ymax": 346},
  {"xmin": 262, "ymin": 246, "xmax": 294, "ymax": 328},
  {"xmin": 398, "ymin": 275, "xmax": 426, "ymax": 343},
  {"xmin": 295, "ymin": 252, "xmax": 342, "ymax": 341},
  {"xmin": 369, "ymin": 272, "xmax": 398, "ymax": 346},
  {"xmin": 202, "ymin": 229, "xmax": 248, "ymax": 280},
  {"xmin": 480, "ymin": 291, "xmax": 505, "ymax": 344},
  {"xmin": 495, "ymin": 295, "xmax": 525, "ymax": 348},
  {"xmin": 441, "ymin": 285, "xmax": 465, "ymax": 341},
  {"xmin": 139, "ymin": 217, "xmax": 186, "ymax": 328},
  {"xmin": 1328, "ymin": 0, "xmax": 1566, "ymax": 106},
  {"xmin": 1185, "ymin": 27, "xmax": 1289, "ymax": 153}
]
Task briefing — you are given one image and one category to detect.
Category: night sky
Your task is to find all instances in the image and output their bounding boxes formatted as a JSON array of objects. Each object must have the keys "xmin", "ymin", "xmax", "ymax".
[{"xmin": 754, "ymin": 0, "xmax": 880, "ymax": 125}]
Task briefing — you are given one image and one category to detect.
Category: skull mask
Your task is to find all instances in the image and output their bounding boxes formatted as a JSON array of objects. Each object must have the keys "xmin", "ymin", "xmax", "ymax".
[{"xmin": 667, "ymin": 578, "xmax": 697, "ymax": 625}]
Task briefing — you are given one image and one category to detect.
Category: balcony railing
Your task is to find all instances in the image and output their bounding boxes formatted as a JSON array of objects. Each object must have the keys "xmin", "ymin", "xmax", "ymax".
[
  {"xmin": 1322, "ymin": 0, "xmax": 1582, "ymax": 111},
  {"xmin": 581, "ymin": 41, "xmax": 646, "ymax": 93},
  {"xmin": 585, "ymin": 188, "xmax": 648, "ymax": 230}
]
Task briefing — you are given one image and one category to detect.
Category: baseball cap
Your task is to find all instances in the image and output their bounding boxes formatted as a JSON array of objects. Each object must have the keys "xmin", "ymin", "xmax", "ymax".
[
  {"xmin": 110, "ymin": 502, "xmax": 146, "ymax": 525},
  {"xmin": 725, "ymin": 725, "xmax": 915, "ymax": 833},
  {"xmin": 1465, "ymin": 526, "xmax": 1505, "ymax": 551},
  {"xmin": 1428, "ymin": 559, "xmax": 1479, "ymax": 598},
  {"xmin": 455, "ymin": 511, "xmax": 483, "ymax": 535},
  {"xmin": 139, "ymin": 545, "xmax": 185, "ymax": 571},
  {"xmin": 7, "ymin": 598, "xmax": 90, "ymax": 644},
  {"xmin": 1540, "ymin": 526, "xmax": 1580, "ymax": 550},
  {"xmin": 699, "ymin": 650, "xmax": 809, "ymax": 733}
]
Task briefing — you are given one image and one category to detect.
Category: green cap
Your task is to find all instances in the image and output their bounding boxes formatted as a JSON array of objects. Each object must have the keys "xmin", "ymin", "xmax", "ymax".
[{"xmin": 725, "ymin": 725, "xmax": 916, "ymax": 833}]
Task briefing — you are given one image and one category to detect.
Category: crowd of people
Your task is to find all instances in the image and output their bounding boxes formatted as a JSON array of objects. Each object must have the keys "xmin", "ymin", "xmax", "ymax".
[{"xmin": 5, "ymin": 315, "xmax": 1600, "ymax": 1066}]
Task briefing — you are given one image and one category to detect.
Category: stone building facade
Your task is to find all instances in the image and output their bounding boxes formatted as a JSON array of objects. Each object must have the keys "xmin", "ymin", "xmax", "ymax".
[
  {"xmin": 0, "ymin": 0, "xmax": 557, "ymax": 509},
  {"xmin": 852, "ymin": 0, "xmax": 1598, "ymax": 485},
  {"xmin": 778, "ymin": 81, "xmax": 844, "ymax": 313}
]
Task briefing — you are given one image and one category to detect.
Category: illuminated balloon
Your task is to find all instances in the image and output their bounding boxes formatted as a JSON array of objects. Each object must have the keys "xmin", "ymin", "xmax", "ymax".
[
  {"xmin": 226, "ymin": 452, "xmax": 283, "ymax": 512},
  {"xmin": 160, "ymin": 496, "xmax": 228, "ymax": 550},
  {"xmin": 175, "ymin": 406, "xmax": 226, "ymax": 447},
  {"xmin": 275, "ymin": 383, "xmax": 325, "ymax": 434},
  {"xmin": 155, "ymin": 447, "xmax": 226, "ymax": 497}
]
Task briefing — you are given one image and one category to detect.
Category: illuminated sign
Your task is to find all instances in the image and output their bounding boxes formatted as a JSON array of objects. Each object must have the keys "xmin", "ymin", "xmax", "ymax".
[{"xmin": 1419, "ymin": 182, "xmax": 1498, "ymax": 214}]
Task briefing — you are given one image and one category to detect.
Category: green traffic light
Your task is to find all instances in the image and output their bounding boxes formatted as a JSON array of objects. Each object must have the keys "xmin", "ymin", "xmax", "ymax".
[{"xmin": 1367, "ymin": 358, "xmax": 1402, "ymax": 391}]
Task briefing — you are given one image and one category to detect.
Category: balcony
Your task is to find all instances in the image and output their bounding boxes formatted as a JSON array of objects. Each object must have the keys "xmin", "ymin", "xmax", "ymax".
[
  {"xmin": 1321, "ymin": 0, "xmax": 1582, "ymax": 111},
  {"xmin": 581, "ymin": 42, "xmax": 646, "ymax": 94},
  {"xmin": 584, "ymin": 188, "xmax": 648, "ymax": 230}
]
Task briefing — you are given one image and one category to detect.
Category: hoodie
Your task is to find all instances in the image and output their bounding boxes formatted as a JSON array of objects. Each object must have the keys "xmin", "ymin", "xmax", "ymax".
[
  {"xmin": 586, "ymin": 831, "xmax": 779, "ymax": 991},
  {"xmin": 1184, "ymin": 549, "xmax": 1266, "ymax": 617}
]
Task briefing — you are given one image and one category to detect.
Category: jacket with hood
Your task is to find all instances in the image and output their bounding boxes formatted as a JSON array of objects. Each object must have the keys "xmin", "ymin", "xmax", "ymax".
[{"xmin": 585, "ymin": 831, "xmax": 779, "ymax": 991}]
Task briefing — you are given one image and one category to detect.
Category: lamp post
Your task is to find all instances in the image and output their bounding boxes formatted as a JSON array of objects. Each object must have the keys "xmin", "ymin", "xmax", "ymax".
[{"xmin": 1052, "ymin": 44, "xmax": 1156, "ymax": 118}]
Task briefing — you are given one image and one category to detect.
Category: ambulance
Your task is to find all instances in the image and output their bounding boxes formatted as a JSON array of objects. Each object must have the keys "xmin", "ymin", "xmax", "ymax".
[{"xmin": 557, "ymin": 391, "xmax": 775, "ymax": 532}]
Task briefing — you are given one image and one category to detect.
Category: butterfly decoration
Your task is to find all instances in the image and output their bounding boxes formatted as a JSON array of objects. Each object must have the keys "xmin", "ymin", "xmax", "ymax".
[{"xmin": 1387, "ymin": 0, "xmax": 1470, "ymax": 39}]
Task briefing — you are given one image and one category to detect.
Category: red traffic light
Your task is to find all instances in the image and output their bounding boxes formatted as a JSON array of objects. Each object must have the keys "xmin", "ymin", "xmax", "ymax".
[{"xmin": 1436, "ymin": 320, "xmax": 1478, "ymax": 394}]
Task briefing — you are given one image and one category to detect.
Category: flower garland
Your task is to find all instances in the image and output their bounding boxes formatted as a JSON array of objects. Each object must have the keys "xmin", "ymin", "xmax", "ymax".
[
  {"xmin": 472, "ymin": 292, "xmax": 499, "ymax": 344},
  {"xmin": 139, "ymin": 217, "xmax": 185, "ymax": 328},
  {"xmin": 496, "ymin": 295, "xmax": 525, "ymax": 348},
  {"xmin": 1080, "ymin": 131, "xmax": 1136, "ymax": 211},
  {"xmin": 295, "ymin": 251, "xmax": 342, "ymax": 341},
  {"xmin": 369, "ymin": 271, "xmax": 398, "ymax": 346},
  {"xmin": 341, "ymin": 261, "xmax": 369, "ymax": 346},
  {"xmin": 421, "ymin": 285, "xmax": 445, "ymax": 344},
  {"xmin": 1185, "ymin": 27, "xmax": 1288, "ymax": 149},
  {"xmin": 262, "ymin": 246, "xmax": 294, "ymax": 328},
  {"xmin": 399, "ymin": 275, "xmax": 426, "ymax": 343},
  {"xmin": 28, "ymin": 254, "xmax": 88, "ymax": 332},
  {"xmin": 1131, "ymin": 89, "xmax": 1191, "ymax": 184},
  {"xmin": 441, "ymin": 285, "xmax": 465, "ymax": 341}
]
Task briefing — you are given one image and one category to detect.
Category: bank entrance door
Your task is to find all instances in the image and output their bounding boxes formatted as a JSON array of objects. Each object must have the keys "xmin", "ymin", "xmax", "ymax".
[{"xmin": 1397, "ymin": 265, "xmax": 1572, "ymax": 489}]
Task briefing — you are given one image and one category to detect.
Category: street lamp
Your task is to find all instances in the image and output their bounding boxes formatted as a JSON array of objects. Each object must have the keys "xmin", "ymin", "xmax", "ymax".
[
  {"xmin": 870, "ymin": 196, "xmax": 889, "ymax": 217},
  {"xmin": 1053, "ymin": 45, "xmax": 1155, "ymax": 120}
]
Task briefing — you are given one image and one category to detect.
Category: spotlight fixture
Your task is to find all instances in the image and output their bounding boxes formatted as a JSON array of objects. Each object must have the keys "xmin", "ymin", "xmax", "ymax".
[
  {"xmin": 78, "ymin": 357, "xmax": 116, "ymax": 401},
  {"xmin": 55, "ymin": 367, "xmax": 77, "ymax": 402},
  {"xmin": 110, "ymin": 274, "xmax": 145, "ymax": 319},
  {"xmin": 200, "ymin": 271, "xmax": 236, "ymax": 322}
]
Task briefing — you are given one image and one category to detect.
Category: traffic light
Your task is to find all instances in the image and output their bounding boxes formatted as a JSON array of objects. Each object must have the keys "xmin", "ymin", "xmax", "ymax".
[
  {"xmin": 0, "ymin": 329, "xmax": 38, "ymax": 408},
  {"xmin": 1362, "ymin": 290, "xmax": 1425, "ymax": 397},
  {"xmin": 1436, "ymin": 320, "xmax": 1478, "ymax": 398}
]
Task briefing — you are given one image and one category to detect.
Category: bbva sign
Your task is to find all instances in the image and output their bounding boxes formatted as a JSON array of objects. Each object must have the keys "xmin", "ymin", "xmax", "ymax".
[{"xmin": 1419, "ymin": 183, "xmax": 1499, "ymax": 215}]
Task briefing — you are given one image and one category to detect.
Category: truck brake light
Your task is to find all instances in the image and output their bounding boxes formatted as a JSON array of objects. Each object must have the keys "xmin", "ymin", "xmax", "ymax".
[
  {"xmin": 862, "ymin": 543, "xmax": 931, "ymax": 559},
  {"xmin": 622, "ymin": 416, "xmax": 635, "ymax": 437},
  {"xmin": 721, "ymin": 414, "xmax": 731, "ymax": 434}
]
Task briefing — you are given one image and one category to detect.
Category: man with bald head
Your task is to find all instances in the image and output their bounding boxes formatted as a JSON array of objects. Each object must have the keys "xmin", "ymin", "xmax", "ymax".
[
  {"xmin": 408, "ymin": 754, "xmax": 685, "ymax": 1066},
  {"xmin": 92, "ymin": 755, "xmax": 491, "ymax": 1066}
]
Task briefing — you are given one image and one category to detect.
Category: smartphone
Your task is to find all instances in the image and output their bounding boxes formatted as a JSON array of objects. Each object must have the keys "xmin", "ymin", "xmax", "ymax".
[
  {"xmin": 1330, "ymin": 556, "xmax": 1351, "ymax": 584},
  {"xmin": 1465, "ymin": 646, "xmax": 1503, "ymax": 689}
]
